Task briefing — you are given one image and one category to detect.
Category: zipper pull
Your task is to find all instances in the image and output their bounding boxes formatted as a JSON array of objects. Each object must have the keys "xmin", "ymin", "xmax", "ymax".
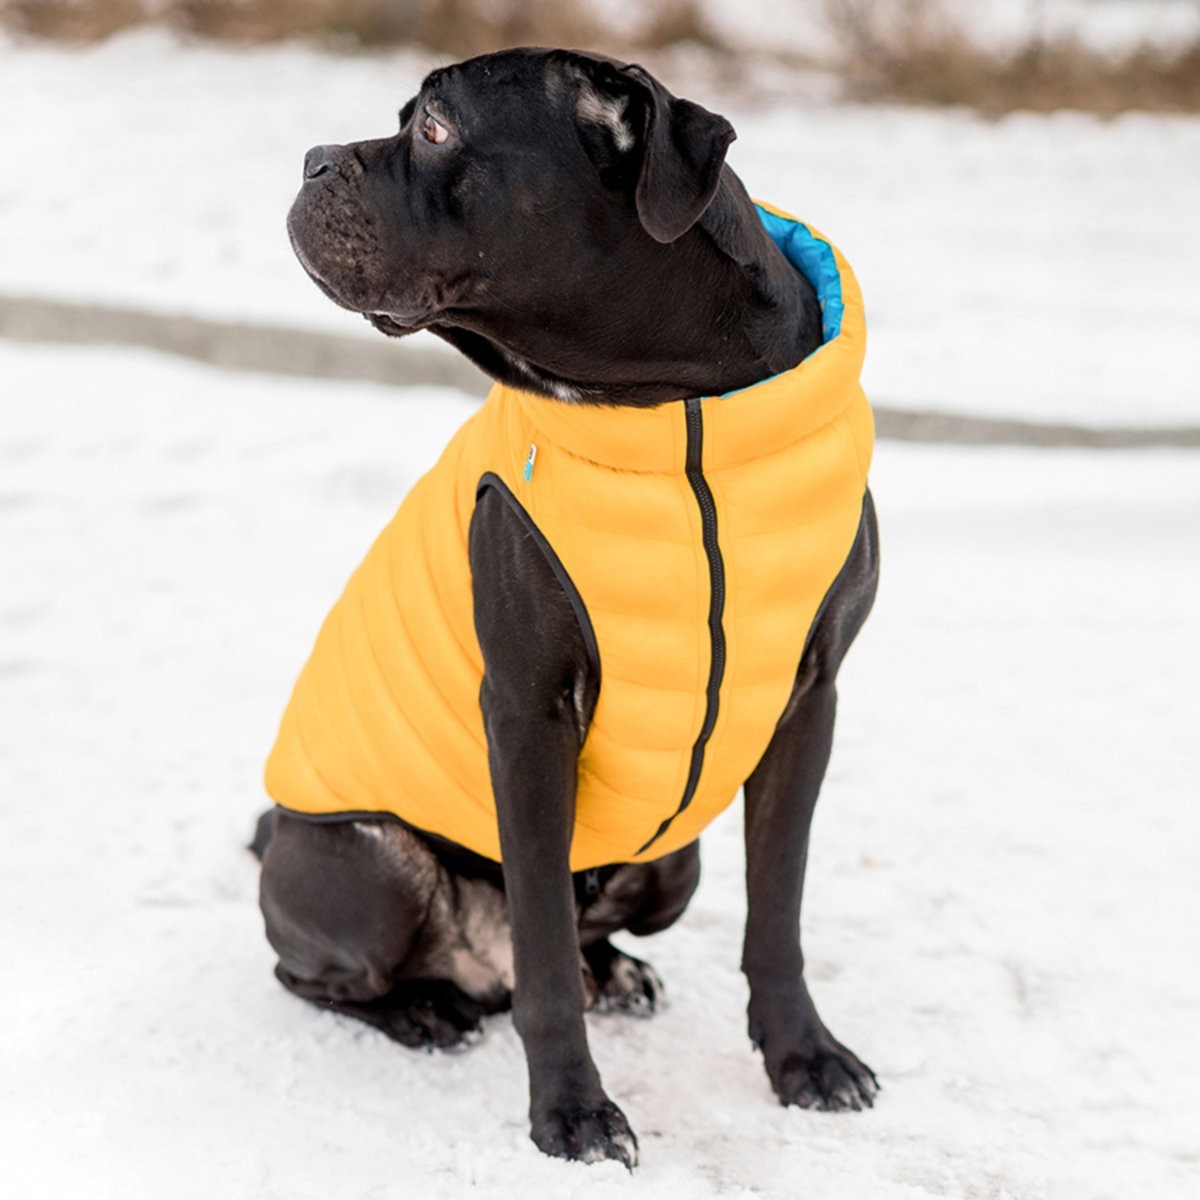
[{"xmin": 523, "ymin": 443, "xmax": 537, "ymax": 482}]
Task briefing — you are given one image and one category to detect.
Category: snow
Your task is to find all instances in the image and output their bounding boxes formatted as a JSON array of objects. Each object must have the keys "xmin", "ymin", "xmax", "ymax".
[
  {"xmin": 2, "ymin": 30, "xmax": 1199, "ymax": 427},
  {"xmin": 2, "ymin": 23, "xmax": 1199, "ymax": 1198},
  {"xmin": 2, "ymin": 338, "xmax": 1198, "ymax": 1198}
]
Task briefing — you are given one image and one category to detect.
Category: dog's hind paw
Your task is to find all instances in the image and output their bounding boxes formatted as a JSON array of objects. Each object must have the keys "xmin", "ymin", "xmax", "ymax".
[
  {"xmin": 595, "ymin": 954, "xmax": 664, "ymax": 1017},
  {"xmin": 581, "ymin": 940, "xmax": 665, "ymax": 1017},
  {"xmin": 326, "ymin": 979, "xmax": 491, "ymax": 1052},
  {"xmin": 532, "ymin": 1098, "xmax": 638, "ymax": 1169}
]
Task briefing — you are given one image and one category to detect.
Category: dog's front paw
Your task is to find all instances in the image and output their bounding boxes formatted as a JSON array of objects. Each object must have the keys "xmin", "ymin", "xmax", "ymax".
[
  {"xmin": 764, "ymin": 1035, "xmax": 879, "ymax": 1112},
  {"xmin": 531, "ymin": 1098, "xmax": 638, "ymax": 1168}
]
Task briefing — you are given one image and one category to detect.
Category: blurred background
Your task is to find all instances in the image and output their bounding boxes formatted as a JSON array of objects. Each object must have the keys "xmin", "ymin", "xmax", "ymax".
[
  {"xmin": 2, "ymin": 4, "xmax": 1197, "ymax": 1199},
  {"xmin": 4, "ymin": 0, "xmax": 1200, "ymax": 113},
  {"xmin": 3, "ymin": 0, "xmax": 1199, "ymax": 425}
]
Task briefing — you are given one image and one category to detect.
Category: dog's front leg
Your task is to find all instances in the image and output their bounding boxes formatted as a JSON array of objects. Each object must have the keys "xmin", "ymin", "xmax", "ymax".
[
  {"xmin": 741, "ymin": 674, "xmax": 879, "ymax": 1112},
  {"xmin": 741, "ymin": 494, "xmax": 880, "ymax": 1113},
  {"xmin": 470, "ymin": 487, "xmax": 636, "ymax": 1168},
  {"xmin": 483, "ymin": 681, "xmax": 636, "ymax": 1165}
]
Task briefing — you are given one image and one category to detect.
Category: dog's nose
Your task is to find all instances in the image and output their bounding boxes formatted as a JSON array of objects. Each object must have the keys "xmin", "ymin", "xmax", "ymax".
[{"xmin": 303, "ymin": 145, "xmax": 339, "ymax": 181}]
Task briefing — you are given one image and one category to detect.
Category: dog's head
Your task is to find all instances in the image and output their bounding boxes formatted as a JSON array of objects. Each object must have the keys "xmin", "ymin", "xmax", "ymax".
[{"xmin": 286, "ymin": 49, "xmax": 736, "ymax": 361}]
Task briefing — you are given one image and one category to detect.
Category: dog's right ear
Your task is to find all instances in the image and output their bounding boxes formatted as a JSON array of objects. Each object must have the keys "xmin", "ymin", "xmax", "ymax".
[{"xmin": 568, "ymin": 58, "xmax": 735, "ymax": 244}]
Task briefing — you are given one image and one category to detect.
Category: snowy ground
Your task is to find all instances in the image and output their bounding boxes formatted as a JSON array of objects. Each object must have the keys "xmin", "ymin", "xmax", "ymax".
[
  {"xmin": 2, "ymin": 337, "xmax": 1198, "ymax": 1199},
  {"xmin": 3, "ymin": 30, "xmax": 1200, "ymax": 427}
]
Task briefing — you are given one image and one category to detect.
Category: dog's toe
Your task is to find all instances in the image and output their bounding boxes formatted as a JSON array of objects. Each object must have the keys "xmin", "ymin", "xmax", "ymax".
[
  {"xmin": 773, "ymin": 1043, "xmax": 879, "ymax": 1112},
  {"xmin": 351, "ymin": 980, "xmax": 488, "ymax": 1051},
  {"xmin": 583, "ymin": 943, "xmax": 665, "ymax": 1017},
  {"xmin": 403, "ymin": 1003, "xmax": 480, "ymax": 1052},
  {"xmin": 597, "ymin": 954, "xmax": 663, "ymax": 1016},
  {"xmin": 532, "ymin": 1098, "xmax": 638, "ymax": 1169}
]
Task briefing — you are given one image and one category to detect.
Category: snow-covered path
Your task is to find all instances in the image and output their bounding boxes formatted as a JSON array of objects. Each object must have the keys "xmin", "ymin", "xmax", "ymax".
[{"xmin": 2, "ymin": 340, "xmax": 1197, "ymax": 1199}]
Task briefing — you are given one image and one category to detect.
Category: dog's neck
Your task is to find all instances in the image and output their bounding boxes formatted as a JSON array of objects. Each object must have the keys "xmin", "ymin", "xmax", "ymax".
[{"xmin": 433, "ymin": 175, "xmax": 823, "ymax": 407}]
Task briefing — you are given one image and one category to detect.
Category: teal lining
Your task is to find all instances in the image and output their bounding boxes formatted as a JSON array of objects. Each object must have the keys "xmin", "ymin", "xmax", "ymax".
[
  {"xmin": 718, "ymin": 206, "xmax": 846, "ymax": 400},
  {"xmin": 754, "ymin": 204, "xmax": 844, "ymax": 343}
]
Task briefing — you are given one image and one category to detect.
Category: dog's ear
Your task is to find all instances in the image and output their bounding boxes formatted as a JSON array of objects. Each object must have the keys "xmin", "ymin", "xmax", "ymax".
[
  {"xmin": 568, "ymin": 57, "xmax": 735, "ymax": 244},
  {"xmin": 621, "ymin": 64, "xmax": 736, "ymax": 244}
]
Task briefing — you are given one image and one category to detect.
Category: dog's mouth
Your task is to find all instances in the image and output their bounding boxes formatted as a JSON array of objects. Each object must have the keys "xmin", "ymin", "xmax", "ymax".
[
  {"xmin": 302, "ymin": 267, "xmax": 358, "ymax": 312},
  {"xmin": 287, "ymin": 226, "xmax": 366, "ymax": 316},
  {"xmin": 365, "ymin": 310, "xmax": 433, "ymax": 338},
  {"xmin": 293, "ymin": 258, "xmax": 436, "ymax": 337},
  {"xmin": 288, "ymin": 195, "xmax": 447, "ymax": 338}
]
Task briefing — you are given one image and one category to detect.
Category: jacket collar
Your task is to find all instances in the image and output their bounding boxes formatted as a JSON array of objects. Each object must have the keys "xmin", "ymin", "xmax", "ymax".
[{"xmin": 504, "ymin": 203, "xmax": 867, "ymax": 475}]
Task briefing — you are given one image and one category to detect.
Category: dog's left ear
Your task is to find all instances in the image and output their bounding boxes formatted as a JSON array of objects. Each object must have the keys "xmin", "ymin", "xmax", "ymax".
[{"xmin": 621, "ymin": 64, "xmax": 736, "ymax": 244}]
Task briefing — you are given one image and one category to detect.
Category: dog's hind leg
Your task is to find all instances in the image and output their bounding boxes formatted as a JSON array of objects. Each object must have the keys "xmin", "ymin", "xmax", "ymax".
[
  {"xmin": 741, "ymin": 492, "xmax": 880, "ymax": 1113},
  {"xmin": 247, "ymin": 808, "xmax": 274, "ymax": 860},
  {"xmin": 259, "ymin": 811, "xmax": 502, "ymax": 1049}
]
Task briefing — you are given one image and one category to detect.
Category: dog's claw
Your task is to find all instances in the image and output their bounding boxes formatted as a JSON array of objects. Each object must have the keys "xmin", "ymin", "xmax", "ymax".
[
  {"xmin": 593, "ymin": 953, "xmax": 664, "ymax": 1017},
  {"xmin": 532, "ymin": 1099, "xmax": 638, "ymax": 1169},
  {"xmin": 318, "ymin": 978, "xmax": 489, "ymax": 1052},
  {"xmin": 399, "ymin": 990, "xmax": 488, "ymax": 1051},
  {"xmin": 581, "ymin": 943, "xmax": 665, "ymax": 1017},
  {"xmin": 771, "ymin": 1042, "xmax": 880, "ymax": 1112}
]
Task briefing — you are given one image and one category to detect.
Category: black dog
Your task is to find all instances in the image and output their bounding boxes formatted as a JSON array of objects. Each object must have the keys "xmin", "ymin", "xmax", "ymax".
[{"xmin": 258, "ymin": 47, "xmax": 879, "ymax": 1168}]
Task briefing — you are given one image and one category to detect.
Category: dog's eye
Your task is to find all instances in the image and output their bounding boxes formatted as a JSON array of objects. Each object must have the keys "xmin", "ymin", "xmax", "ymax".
[{"xmin": 421, "ymin": 113, "xmax": 449, "ymax": 145}]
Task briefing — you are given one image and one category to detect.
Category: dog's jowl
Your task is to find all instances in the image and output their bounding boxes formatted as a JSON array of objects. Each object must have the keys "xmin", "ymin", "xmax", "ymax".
[{"xmin": 257, "ymin": 47, "xmax": 880, "ymax": 1167}]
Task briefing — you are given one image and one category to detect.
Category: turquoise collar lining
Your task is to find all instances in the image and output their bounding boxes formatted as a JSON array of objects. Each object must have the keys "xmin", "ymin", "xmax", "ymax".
[
  {"xmin": 715, "ymin": 205, "xmax": 846, "ymax": 401},
  {"xmin": 754, "ymin": 204, "xmax": 844, "ymax": 344}
]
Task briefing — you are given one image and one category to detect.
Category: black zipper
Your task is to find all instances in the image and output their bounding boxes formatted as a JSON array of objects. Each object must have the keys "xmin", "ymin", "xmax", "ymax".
[{"xmin": 638, "ymin": 397, "xmax": 727, "ymax": 855}]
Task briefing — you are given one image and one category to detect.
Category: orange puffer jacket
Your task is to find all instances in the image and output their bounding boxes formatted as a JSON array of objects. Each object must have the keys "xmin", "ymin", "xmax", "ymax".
[{"xmin": 264, "ymin": 203, "xmax": 874, "ymax": 871}]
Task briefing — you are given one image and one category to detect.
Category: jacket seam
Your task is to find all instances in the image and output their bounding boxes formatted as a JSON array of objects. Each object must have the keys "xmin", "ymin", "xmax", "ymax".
[
  {"xmin": 794, "ymin": 490, "xmax": 870, "ymax": 676},
  {"xmin": 475, "ymin": 471, "xmax": 602, "ymax": 690}
]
